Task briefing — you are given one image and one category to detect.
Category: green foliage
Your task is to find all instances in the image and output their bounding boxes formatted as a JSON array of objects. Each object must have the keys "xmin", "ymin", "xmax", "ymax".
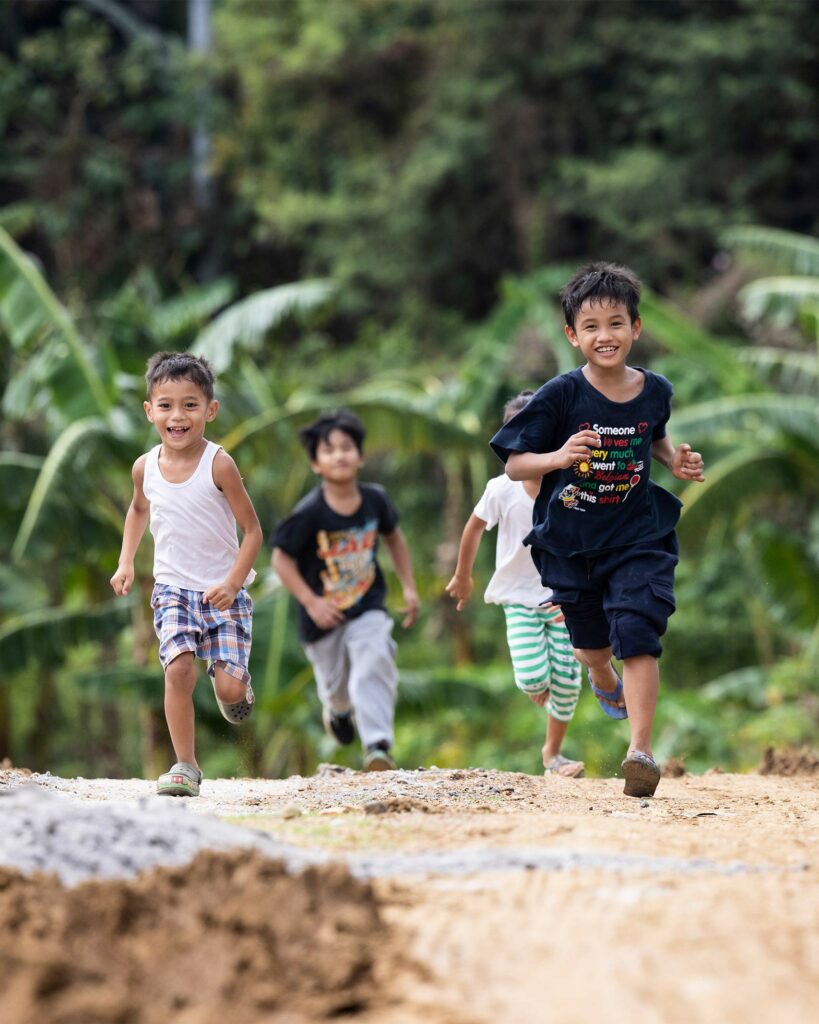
[
  {"xmin": 0, "ymin": 226, "xmax": 109, "ymax": 414},
  {"xmin": 2, "ymin": 0, "xmax": 819, "ymax": 777},
  {"xmin": 193, "ymin": 280, "xmax": 336, "ymax": 372}
]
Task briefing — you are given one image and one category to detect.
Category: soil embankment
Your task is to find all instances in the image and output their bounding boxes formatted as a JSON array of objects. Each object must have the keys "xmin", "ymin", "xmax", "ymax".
[{"xmin": 0, "ymin": 765, "xmax": 816, "ymax": 1023}]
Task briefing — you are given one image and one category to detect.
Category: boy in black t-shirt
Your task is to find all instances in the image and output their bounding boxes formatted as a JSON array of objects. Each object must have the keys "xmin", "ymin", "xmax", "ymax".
[
  {"xmin": 491, "ymin": 263, "xmax": 704, "ymax": 797},
  {"xmin": 272, "ymin": 410, "xmax": 419, "ymax": 771}
]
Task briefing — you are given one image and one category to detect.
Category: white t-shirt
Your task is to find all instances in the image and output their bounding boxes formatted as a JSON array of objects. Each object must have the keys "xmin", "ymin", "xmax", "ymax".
[{"xmin": 473, "ymin": 475, "xmax": 554, "ymax": 608}]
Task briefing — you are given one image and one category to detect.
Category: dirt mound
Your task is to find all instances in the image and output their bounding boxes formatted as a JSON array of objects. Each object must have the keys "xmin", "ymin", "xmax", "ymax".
[
  {"xmin": 363, "ymin": 796, "xmax": 435, "ymax": 815},
  {"xmin": 758, "ymin": 745, "xmax": 819, "ymax": 777},
  {"xmin": 0, "ymin": 849, "xmax": 399, "ymax": 1024},
  {"xmin": 660, "ymin": 757, "xmax": 687, "ymax": 778}
]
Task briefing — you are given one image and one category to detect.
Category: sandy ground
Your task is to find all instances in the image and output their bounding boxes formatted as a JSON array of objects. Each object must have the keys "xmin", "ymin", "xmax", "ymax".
[{"xmin": 1, "ymin": 763, "xmax": 818, "ymax": 1023}]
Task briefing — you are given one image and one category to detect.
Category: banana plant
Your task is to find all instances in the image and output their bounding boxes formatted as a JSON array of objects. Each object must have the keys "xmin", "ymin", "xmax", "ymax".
[
  {"xmin": 722, "ymin": 226, "xmax": 819, "ymax": 351},
  {"xmin": 0, "ymin": 215, "xmax": 338, "ymax": 771}
]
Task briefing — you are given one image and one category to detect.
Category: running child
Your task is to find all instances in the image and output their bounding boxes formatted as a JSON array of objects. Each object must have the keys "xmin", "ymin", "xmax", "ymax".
[
  {"xmin": 490, "ymin": 263, "xmax": 704, "ymax": 797},
  {"xmin": 111, "ymin": 352, "xmax": 262, "ymax": 797},
  {"xmin": 446, "ymin": 391, "xmax": 584, "ymax": 778},
  {"xmin": 271, "ymin": 410, "xmax": 419, "ymax": 771}
]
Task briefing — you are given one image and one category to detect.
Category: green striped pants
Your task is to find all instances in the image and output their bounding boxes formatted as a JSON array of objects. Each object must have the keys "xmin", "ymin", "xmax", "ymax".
[{"xmin": 502, "ymin": 603, "xmax": 582, "ymax": 722}]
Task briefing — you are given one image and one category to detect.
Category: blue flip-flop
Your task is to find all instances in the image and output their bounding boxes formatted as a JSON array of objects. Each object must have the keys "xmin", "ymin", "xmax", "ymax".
[{"xmin": 588, "ymin": 669, "xmax": 628, "ymax": 720}]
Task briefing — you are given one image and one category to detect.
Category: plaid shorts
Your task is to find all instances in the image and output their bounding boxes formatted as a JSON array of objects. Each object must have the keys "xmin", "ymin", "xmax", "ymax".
[{"xmin": 151, "ymin": 583, "xmax": 253, "ymax": 683}]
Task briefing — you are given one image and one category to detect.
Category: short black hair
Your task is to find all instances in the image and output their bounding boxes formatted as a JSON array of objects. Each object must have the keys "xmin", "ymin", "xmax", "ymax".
[
  {"xmin": 561, "ymin": 262, "xmax": 641, "ymax": 328},
  {"xmin": 502, "ymin": 390, "xmax": 534, "ymax": 424},
  {"xmin": 145, "ymin": 351, "xmax": 215, "ymax": 402},
  {"xmin": 298, "ymin": 409, "xmax": 366, "ymax": 461}
]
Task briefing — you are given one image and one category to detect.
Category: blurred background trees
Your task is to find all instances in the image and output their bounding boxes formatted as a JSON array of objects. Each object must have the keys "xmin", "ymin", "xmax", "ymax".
[{"xmin": 1, "ymin": 0, "xmax": 817, "ymax": 778}]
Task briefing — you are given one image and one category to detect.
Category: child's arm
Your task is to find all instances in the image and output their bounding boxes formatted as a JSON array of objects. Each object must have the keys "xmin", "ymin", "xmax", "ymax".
[
  {"xmin": 445, "ymin": 513, "xmax": 487, "ymax": 611},
  {"xmin": 111, "ymin": 456, "xmax": 150, "ymax": 597},
  {"xmin": 381, "ymin": 527, "xmax": 420, "ymax": 628},
  {"xmin": 652, "ymin": 436, "xmax": 705, "ymax": 482},
  {"xmin": 203, "ymin": 450, "xmax": 263, "ymax": 611},
  {"xmin": 506, "ymin": 429, "xmax": 601, "ymax": 480},
  {"xmin": 272, "ymin": 548, "xmax": 345, "ymax": 630}
]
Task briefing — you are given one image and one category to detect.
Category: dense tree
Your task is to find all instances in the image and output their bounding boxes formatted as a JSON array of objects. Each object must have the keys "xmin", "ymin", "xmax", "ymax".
[
  {"xmin": 1, "ymin": 1, "xmax": 818, "ymax": 775},
  {"xmin": 2, "ymin": 0, "xmax": 818, "ymax": 328}
]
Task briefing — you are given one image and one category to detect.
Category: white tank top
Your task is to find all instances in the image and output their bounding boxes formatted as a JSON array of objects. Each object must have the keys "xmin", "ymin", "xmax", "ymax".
[{"xmin": 143, "ymin": 440, "xmax": 256, "ymax": 592}]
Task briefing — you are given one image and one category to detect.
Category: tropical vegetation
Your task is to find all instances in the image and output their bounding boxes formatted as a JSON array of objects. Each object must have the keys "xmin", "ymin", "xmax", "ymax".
[{"xmin": 1, "ymin": 0, "xmax": 817, "ymax": 778}]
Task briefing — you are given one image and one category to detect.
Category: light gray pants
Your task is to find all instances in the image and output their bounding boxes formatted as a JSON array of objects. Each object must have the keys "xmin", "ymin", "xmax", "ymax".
[{"xmin": 303, "ymin": 609, "xmax": 398, "ymax": 749}]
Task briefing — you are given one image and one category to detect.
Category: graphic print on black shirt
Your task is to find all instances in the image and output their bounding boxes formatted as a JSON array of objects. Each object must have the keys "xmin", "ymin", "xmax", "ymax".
[
  {"xmin": 489, "ymin": 368, "xmax": 682, "ymax": 558},
  {"xmin": 559, "ymin": 417, "xmax": 649, "ymax": 511},
  {"xmin": 316, "ymin": 519, "xmax": 379, "ymax": 610},
  {"xmin": 272, "ymin": 483, "xmax": 399, "ymax": 643}
]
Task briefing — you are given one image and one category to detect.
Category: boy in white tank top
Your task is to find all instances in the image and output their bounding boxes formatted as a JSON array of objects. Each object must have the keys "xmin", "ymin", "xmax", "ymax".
[{"xmin": 111, "ymin": 352, "xmax": 262, "ymax": 797}]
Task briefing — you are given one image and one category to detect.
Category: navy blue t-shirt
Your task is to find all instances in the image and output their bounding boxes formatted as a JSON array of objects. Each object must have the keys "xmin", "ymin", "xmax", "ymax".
[
  {"xmin": 272, "ymin": 483, "xmax": 400, "ymax": 643},
  {"xmin": 490, "ymin": 368, "xmax": 682, "ymax": 558}
]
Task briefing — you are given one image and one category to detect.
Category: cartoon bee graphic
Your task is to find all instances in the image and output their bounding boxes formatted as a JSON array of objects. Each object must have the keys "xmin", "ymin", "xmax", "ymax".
[{"xmin": 559, "ymin": 484, "xmax": 585, "ymax": 510}]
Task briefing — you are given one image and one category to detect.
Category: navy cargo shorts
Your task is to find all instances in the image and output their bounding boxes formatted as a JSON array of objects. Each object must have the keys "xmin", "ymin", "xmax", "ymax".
[{"xmin": 532, "ymin": 532, "xmax": 679, "ymax": 660}]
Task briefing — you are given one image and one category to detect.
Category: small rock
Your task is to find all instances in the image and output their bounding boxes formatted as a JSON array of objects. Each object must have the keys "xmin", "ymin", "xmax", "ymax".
[
  {"xmin": 282, "ymin": 805, "xmax": 303, "ymax": 819},
  {"xmin": 364, "ymin": 801, "xmax": 388, "ymax": 815}
]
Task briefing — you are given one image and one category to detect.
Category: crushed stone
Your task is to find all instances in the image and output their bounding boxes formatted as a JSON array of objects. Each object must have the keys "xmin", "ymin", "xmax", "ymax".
[{"xmin": 0, "ymin": 784, "xmax": 323, "ymax": 886}]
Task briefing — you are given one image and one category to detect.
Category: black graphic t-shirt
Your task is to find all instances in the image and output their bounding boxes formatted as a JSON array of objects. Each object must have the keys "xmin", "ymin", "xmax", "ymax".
[
  {"xmin": 272, "ymin": 483, "xmax": 400, "ymax": 643},
  {"xmin": 490, "ymin": 368, "xmax": 682, "ymax": 558}
]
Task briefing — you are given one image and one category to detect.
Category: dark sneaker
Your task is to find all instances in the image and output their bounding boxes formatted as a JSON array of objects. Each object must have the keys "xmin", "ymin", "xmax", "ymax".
[
  {"xmin": 362, "ymin": 746, "xmax": 396, "ymax": 772},
  {"xmin": 322, "ymin": 708, "xmax": 356, "ymax": 746}
]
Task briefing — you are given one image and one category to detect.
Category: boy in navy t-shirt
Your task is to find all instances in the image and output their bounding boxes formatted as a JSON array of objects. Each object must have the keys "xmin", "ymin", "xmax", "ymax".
[
  {"xmin": 490, "ymin": 263, "xmax": 704, "ymax": 797},
  {"xmin": 272, "ymin": 410, "xmax": 419, "ymax": 771}
]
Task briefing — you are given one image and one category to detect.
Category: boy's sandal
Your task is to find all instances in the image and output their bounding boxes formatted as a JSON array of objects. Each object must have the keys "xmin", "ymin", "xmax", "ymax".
[
  {"xmin": 588, "ymin": 669, "xmax": 628, "ymax": 720},
  {"xmin": 157, "ymin": 762, "xmax": 203, "ymax": 798},
  {"xmin": 621, "ymin": 751, "xmax": 660, "ymax": 798},
  {"xmin": 544, "ymin": 754, "xmax": 585, "ymax": 778},
  {"xmin": 211, "ymin": 677, "xmax": 255, "ymax": 724}
]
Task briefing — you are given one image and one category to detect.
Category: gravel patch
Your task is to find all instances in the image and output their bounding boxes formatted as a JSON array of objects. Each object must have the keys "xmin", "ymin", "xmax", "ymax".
[
  {"xmin": 1, "ymin": 774, "xmax": 799, "ymax": 885},
  {"xmin": 0, "ymin": 784, "xmax": 323, "ymax": 886}
]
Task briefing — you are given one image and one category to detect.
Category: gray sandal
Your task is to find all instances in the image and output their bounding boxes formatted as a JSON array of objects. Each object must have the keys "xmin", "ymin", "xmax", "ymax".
[
  {"xmin": 621, "ymin": 751, "xmax": 660, "ymax": 798},
  {"xmin": 544, "ymin": 754, "xmax": 585, "ymax": 778},
  {"xmin": 157, "ymin": 762, "xmax": 203, "ymax": 797},
  {"xmin": 212, "ymin": 677, "xmax": 255, "ymax": 724}
]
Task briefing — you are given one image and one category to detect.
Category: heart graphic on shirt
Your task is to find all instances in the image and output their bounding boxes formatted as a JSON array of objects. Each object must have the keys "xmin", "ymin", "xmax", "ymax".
[
  {"xmin": 637, "ymin": 422, "xmax": 648, "ymax": 433},
  {"xmin": 578, "ymin": 422, "xmax": 590, "ymax": 432}
]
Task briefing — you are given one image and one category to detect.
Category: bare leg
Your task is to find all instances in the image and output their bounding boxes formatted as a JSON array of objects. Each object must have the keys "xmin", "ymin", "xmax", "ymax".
[
  {"xmin": 573, "ymin": 646, "xmax": 621, "ymax": 703},
  {"xmin": 212, "ymin": 664, "xmax": 248, "ymax": 704},
  {"xmin": 543, "ymin": 715, "xmax": 586, "ymax": 776},
  {"xmin": 575, "ymin": 648, "xmax": 658, "ymax": 755},
  {"xmin": 164, "ymin": 652, "xmax": 198, "ymax": 768},
  {"xmin": 542, "ymin": 714, "xmax": 569, "ymax": 762},
  {"xmin": 621, "ymin": 654, "xmax": 659, "ymax": 757},
  {"xmin": 528, "ymin": 691, "xmax": 584, "ymax": 776}
]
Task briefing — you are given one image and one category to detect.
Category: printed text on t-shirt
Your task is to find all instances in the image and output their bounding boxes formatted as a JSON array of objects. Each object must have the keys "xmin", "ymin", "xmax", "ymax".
[{"xmin": 565, "ymin": 420, "xmax": 649, "ymax": 509}]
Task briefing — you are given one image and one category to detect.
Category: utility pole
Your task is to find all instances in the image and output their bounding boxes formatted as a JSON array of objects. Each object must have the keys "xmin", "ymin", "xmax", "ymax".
[{"xmin": 188, "ymin": 0, "xmax": 212, "ymax": 214}]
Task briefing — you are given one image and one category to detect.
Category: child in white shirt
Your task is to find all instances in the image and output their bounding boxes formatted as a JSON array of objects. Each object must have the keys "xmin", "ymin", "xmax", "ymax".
[{"xmin": 446, "ymin": 391, "xmax": 584, "ymax": 777}]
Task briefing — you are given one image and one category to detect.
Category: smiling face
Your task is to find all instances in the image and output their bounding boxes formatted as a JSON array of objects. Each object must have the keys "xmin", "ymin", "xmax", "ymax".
[
  {"xmin": 310, "ymin": 428, "xmax": 364, "ymax": 484},
  {"xmin": 144, "ymin": 377, "xmax": 218, "ymax": 452},
  {"xmin": 564, "ymin": 299, "xmax": 641, "ymax": 370}
]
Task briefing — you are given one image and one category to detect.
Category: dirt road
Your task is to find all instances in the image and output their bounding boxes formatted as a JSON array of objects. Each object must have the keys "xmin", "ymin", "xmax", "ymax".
[{"xmin": 1, "ymin": 765, "xmax": 817, "ymax": 1023}]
